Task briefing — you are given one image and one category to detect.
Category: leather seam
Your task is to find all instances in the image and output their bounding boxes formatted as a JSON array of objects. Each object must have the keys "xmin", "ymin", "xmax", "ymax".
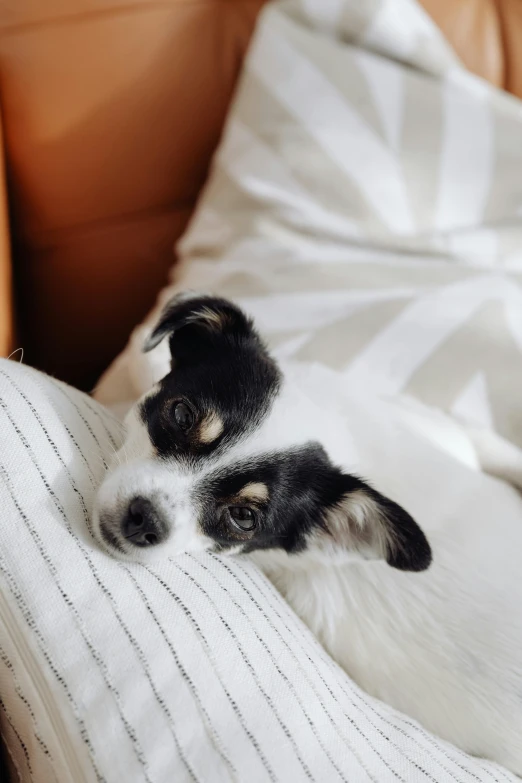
[
  {"xmin": 22, "ymin": 203, "xmax": 193, "ymax": 251},
  {"xmin": 492, "ymin": 0, "xmax": 509, "ymax": 92},
  {"xmin": 0, "ymin": 0, "xmax": 265, "ymax": 38}
]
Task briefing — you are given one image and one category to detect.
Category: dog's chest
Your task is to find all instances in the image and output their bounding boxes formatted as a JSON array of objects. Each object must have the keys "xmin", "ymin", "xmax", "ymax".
[
  {"xmin": 257, "ymin": 556, "xmax": 522, "ymax": 767},
  {"xmin": 267, "ymin": 561, "xmax": 433, "ymax": 686}
]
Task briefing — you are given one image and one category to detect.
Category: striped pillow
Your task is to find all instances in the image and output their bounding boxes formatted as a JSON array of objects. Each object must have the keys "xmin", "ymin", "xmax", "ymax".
[{"xmin": 0, "ymin": 364, "xmax": 516, "ymax": 781}]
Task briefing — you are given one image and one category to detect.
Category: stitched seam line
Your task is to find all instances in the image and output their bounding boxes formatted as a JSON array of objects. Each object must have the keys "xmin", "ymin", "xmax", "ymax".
[
  {"xmin": 0, "ymin": 0, "xmax": 265, "ymax": 37},
  {"xmin": 493, "ymin": 0, "xmax": 509, "ymax": 93}
]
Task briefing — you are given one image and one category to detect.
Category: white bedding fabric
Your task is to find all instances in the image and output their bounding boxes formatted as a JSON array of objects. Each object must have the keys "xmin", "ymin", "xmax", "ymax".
[{"xmin": 0, "ymin": 361, "xmax": 518, "ymax": 781}]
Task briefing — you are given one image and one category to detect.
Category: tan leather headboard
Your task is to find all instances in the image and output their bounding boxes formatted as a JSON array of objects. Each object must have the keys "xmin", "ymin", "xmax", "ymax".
[
  {"xmin": 0, "ymin": 0, "xmax": 521, "ymax": 389},
  {"xmin": 422, "ymin": 0, "xmax": 522, "ymax": 94},
  {"xmin": 0, "ymin": 0, "xmax": 267, "ymax": 389}
]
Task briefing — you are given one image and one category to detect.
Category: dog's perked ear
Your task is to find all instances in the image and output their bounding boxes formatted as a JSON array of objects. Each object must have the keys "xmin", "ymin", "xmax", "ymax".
[
  {"xmin": 143, "ymin": 293, "xmax": 259, "ymax": 361},
  {"xmin": 324, "ymin": 476, "xmax": 432, "ymax": 572}
]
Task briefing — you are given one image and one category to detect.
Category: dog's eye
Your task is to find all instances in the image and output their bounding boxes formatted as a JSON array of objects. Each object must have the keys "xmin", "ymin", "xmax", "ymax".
[
  {"xmin": 227, "ymin": 506, "xmax": 257, "ymax": 532},
  {"xmin": 173, "ymin": 401, "xmax": 194, "ymax": 432}
]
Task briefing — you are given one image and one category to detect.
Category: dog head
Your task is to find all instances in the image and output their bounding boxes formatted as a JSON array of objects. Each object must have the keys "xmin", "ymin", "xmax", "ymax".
[{"xmin": 93, "ymin": 293, "xmax": 431, "ymax": 572}]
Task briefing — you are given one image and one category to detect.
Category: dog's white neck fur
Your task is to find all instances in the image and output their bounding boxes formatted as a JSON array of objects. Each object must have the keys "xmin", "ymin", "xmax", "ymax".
[{"xmin": 218, "ymin": 370, "xmax": 360, "ymax": 475}]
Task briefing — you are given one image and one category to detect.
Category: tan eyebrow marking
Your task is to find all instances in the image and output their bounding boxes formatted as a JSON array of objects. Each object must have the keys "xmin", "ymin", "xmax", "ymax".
[
  {"xmin": 187, "ymin": 306, "xmax": 230, "ymax": 331},
  {"xmin": 199, "ymin": 412, "xmax": 224, "ymax": 444},
  {"xmin": 237, "ymin": 482, "xmax": 269, "ymax": 504}
]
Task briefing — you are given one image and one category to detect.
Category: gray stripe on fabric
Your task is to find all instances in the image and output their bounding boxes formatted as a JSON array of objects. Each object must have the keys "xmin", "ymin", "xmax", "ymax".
[
  {"xmin": 483, "ymin": 92, "xmax": 522, "ymax": 224},
  {"xmin": 49, "ymin": 384, "xmax": 112, "ymax": 471},
  {"xmin": 122, "ymin": 565, "xmax": 237, "ymax": 781},
  {"xmin": 295, "ymin": 298, "xmax": 409, "ymax": 370},
  {"xmin": 80, "ymin": 397, "xmax": 122, "ymax": 452},
  {"xmin": 142, "ymin": 566, "xmax": 278, "ymax": 783},
  {"xmin": 213, "ymin": 257, "xmax": 476, "ymax": 300},
  {"xmin": 188, "ymin": 555, "xmax": 350, "ymax": 783},
  {"xmin": 172, "ymin": 563, "xmax": 316, "ymax": 782},
  {"xmin": 400, "ymin": 69, "xmax": 444, "ymax": 233},
  {"xmin": 234, "ymin": 72, "xmax": 390, "ymax": 240},
  {"xmin": 48, "ymin": 376, "xmax": 122, "ymax": 452},
  {"xmin": 403, "ymin": 301, "xmax": 522, "ymax": 451},
  {"xmin": 282, "ymin": 22, "xmax": 386, "ymax": 140}
]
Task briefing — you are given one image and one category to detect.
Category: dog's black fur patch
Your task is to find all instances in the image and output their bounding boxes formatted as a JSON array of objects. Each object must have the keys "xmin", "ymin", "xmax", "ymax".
[
  {"xmin": 362, "ymin": 486, "xmax": 432, "ymax": 572},
  {"xmin": 196, "ymin": 443, "xmax": 431, "ymax": 571},
  {"xmin": 140, "ymin": 295, "xmax": 281, "ymax": 461},
  {"xmin": 198, "ymin": 443, "xmax": 344, "ymax": 553}
]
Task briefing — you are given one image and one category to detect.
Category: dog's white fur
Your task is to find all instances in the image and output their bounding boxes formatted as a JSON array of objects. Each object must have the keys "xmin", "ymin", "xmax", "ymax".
[
  {"xmin": 95, "ymin": 351, "xmax": 522, "ymax": 774},
  {"xmin": 257, "ymin": 364, "xmax": 522, "ymax": 773}
]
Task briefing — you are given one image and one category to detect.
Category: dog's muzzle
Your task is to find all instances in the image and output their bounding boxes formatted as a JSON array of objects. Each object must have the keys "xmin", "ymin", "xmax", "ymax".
[
  {"xmin": 99, "ymin": 495, "xmax": 168, "ymax": 550},
  {"xmin": 121, "ymin": 496, "xmax": 166, "ymax": 547}
]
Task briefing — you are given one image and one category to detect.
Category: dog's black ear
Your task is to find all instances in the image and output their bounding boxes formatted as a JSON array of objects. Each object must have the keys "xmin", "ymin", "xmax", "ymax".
[
  {"xmin": 325, "ymin": 477, "xmax": 431, "ymax": 572},
  {"xmin": 143, "ymin": 293, "xmax": 257, "ymax": 357}
]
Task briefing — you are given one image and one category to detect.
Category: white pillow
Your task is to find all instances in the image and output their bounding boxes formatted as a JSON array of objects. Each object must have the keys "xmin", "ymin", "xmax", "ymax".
[
  {"xmin": 96, "ymin": 0, "xmax": 522, "ymax": 459},
  {"xmin": 0, "ymin": 361, "xmax": 516, "ymax": 782}
]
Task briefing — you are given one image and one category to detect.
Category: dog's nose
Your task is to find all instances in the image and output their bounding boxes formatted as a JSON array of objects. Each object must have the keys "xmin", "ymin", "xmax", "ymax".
[{"xmin": 121, "ymin": 496, "xmax": 165, "ymax": 547}]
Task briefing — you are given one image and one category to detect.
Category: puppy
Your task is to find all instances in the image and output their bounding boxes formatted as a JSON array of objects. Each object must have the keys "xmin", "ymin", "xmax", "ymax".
[{"xmin": 94, "ymin": 293, "xmax": 522, "ymax": 775}]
